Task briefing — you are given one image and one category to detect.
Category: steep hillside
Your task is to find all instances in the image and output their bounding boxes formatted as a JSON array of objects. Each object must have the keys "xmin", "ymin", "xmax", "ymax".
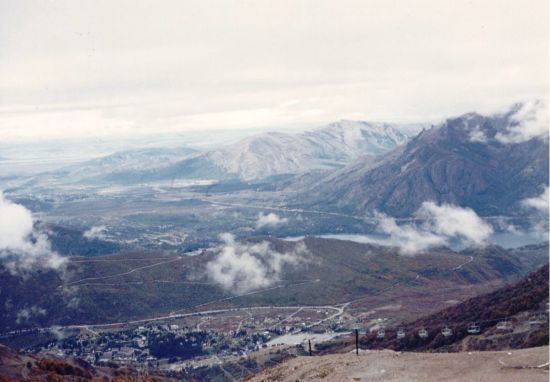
[
  {"xmin": 0, "ymin": 344, "xmax": 173, "ymax": 381},
  {"xmin": 319, "ymin": 263, "xmax": 549, "ymax": 354},
  {"xmin": 370, "ymin": 264, "xmax": 548, "ymax": 352},
  {"xmin": 301, "ymin": 105, "xmax": 549, "ymax": 217}
]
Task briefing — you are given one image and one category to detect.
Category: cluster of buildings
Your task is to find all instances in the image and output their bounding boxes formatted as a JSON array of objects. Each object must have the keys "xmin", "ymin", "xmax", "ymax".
[{"xmin": 33, "ymin": 321, "xmax": 272, "ymax": 371}]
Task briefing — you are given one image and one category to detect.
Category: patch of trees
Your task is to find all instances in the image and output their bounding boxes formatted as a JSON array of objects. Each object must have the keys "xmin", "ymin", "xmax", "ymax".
[
  {"xmin": 38, "ymin": 358, "xmax": 92, "ymax": 378},
  {"xmin": 148, "ymin": 332, "xmax": 207, "ymax": 359}
]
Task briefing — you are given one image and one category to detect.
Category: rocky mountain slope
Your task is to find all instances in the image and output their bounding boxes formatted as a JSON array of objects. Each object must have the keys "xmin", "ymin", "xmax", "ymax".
[
  {"xmin": 369, "ymin": 264, "xmax": 549, "ymax": 352},
  {"xmin": 203, "ymin": 120, "xmax": 410, "ymax": 180},
  {"xmin": 300, "ymin": 104, "xmax": 548, "ymax": 217},
  {"xmin": 317, "ymin": 263, "xmax": 548, "ymax": 355}
]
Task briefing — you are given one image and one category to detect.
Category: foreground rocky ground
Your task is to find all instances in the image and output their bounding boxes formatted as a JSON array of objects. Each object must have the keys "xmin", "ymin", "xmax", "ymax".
[{"xmin": 247, "ymin": 346, "xmax": 549, "ymax": 382}]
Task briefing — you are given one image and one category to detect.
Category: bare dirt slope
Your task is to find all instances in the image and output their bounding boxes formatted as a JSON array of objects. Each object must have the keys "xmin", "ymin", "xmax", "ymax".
[{"xmin": 248, "ymin": 346, "xmax": 549, "ymax": 382}]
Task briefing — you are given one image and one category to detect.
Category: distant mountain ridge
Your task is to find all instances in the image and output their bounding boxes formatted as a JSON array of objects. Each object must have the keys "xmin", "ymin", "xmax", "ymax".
[
  {"xmin": 203, "ymin": 120, "xmax": 411, "ymax": 180},
  {"xmin": 38, "ymin": 120, "xmax": 414, "ymax": 185},
  {"xmin": 41, "ymin": 146, "xmax": 199, "ymax": 185},
  {"xmin": 130, "ymin": 120, "xmax": 413, "ymax": 182}
]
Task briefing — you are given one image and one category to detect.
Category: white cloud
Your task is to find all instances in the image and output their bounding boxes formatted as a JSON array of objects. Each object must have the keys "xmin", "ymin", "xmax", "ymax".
[
  {"xmin": 206, "ymin": 233, "xmax": 307, "ymax": 293},
  {"xmin": 0, "ymin": 192, "xmax": 66, "ymax": 271},
  {"xmin": 419, "ymin": 202, "xmax": 494, "ymax": 245},
  {"xmin": 521, "ymin": 187, "xmax": 549, "ymax": 213},
  {"xmin": 519, "ymin": 187, "xmax": 549, "ymax": 240},
  {"xmin": 376, "ymin": 213, "xmax": 447, "ymax": 255},
  {"xmin": 497, "ymin": 187, "xmax": 549, "ymax": 243},
  {"xmin": 496, "ymin": 100, "xmax": 549, "ymax": 144},
  {"xmin": 83, "ymin": 225, "xmax": 107, "ymax": 240},
  {"xmin": 376, "ymin": 202, "xmax": 493, "ymax": 255},
  {"xmin": 256, "ymin": 212, "xmax": 288, "ymax": 229},
  {"xmin": 468, "ymin": 125, "xmax": 487, "ymax": 143}
]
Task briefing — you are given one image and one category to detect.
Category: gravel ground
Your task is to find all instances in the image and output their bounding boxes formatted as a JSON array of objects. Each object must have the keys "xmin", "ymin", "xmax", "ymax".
[{"xmin": 248, "ymin": 346, "xmax": 549, "ymax": 382}]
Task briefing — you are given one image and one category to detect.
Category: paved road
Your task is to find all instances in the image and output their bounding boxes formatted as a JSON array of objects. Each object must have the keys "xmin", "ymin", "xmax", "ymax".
[{"xmin": 0, "ymin": 301, "xmax": 348, "ymax": 338}]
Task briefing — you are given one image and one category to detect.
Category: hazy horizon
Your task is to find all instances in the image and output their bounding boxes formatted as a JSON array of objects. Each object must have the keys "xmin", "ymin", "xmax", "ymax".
[{"xmin": 1, "ymin": 0, "xmax": 548, "ymax": 143}]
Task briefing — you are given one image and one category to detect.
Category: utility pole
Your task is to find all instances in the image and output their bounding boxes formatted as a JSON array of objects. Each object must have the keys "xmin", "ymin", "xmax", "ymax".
[
  {"xmin": 355, "ymin": 329, "xmax": 359, "ymax": 355},
  {"xmin": 308, "ymin": 339, "xmax": 312, "ymax": 356}
]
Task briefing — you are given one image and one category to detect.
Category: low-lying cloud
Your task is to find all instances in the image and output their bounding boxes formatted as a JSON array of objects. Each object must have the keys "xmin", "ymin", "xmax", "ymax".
[
  {"xmin": 376, "ymin": 202, "xmax": 493, "ymax": 255},
  {"xmin": 256, "ymin": 212, "xmax": 288, "ymax": 229},
  {"xmin": 521, "ymin": 186, "xmax": 549, "ymax": 213},
  {"xmin": 518, "ymin": 186, "xmax": 549, "ymax": 240},
  {"xmin": 0, "ymin": 192, "xmax": 65, "ymax": 271},
  {"xmin": 206, "ymin": 233, "xmax": 307, "ymax": 293},
  {"xmin": 468, "ymin": 125, "xmax": 488, "ymax": 143},
  {"xmin": 83, "ymin": 225, "xmax": 107, "ymax": 240},
  {"xmin": 496, "ymin": 100, "xmax": 549, "ymax": 144}
]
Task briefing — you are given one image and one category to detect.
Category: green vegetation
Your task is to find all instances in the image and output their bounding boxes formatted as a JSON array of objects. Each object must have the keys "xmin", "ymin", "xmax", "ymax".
[{"xmin": 0, "ymin": 238, "xmax": 547, "ymax": 333}]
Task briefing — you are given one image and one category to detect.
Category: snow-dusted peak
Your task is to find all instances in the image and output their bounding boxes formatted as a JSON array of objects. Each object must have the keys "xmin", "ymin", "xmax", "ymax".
[
  {"xmin": 311, "ymin": 120, "xmax": 409, "ymax": 156},
  {"xmin": 205, "ymin": 120, "xmax": 411, "ymax": 180}
]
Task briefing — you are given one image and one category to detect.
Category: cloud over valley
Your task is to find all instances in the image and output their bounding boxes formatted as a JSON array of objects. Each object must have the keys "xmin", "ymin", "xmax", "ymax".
[
  {"xmin": 376, "ymin": 202, "xmax": 494, "ymax": 255},
  {"xmin": 206, "ymin": 233, "xmax": 308, "ymax": 294},
  {"xmin": 256, "ymin": 212, "xmax": 288, "ymax": 229},
  {"xmin": 0, "ymin": 192, "xmax": 65, "ymax": 272}
]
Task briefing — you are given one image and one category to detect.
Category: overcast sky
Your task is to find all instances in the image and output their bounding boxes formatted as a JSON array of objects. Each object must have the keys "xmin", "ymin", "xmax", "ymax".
[{"xmin": 0, "ymin": 0, "xmax": 548, "ymax": 142}]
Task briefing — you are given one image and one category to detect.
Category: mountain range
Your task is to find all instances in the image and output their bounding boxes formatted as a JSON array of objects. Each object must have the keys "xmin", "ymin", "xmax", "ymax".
[
  {"xmin": 203, "ymin": 120, "xmax": 410, "ymax": 180},
  {"xmin": 32, "ymin": 120, "xmax": 412, "ymax": 186},
  {"xmin": 297, "ymin": 105, "xmax": 549, "ymax": 217},
  {"xmin": 26, "ymin": 104, "xmax": 547, "ymax": 220}
]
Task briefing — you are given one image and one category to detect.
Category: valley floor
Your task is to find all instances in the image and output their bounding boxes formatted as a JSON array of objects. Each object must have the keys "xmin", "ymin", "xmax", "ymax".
[{"xmin": 247, "ymin": 346, "xmax": 549, "ymax": 382}]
